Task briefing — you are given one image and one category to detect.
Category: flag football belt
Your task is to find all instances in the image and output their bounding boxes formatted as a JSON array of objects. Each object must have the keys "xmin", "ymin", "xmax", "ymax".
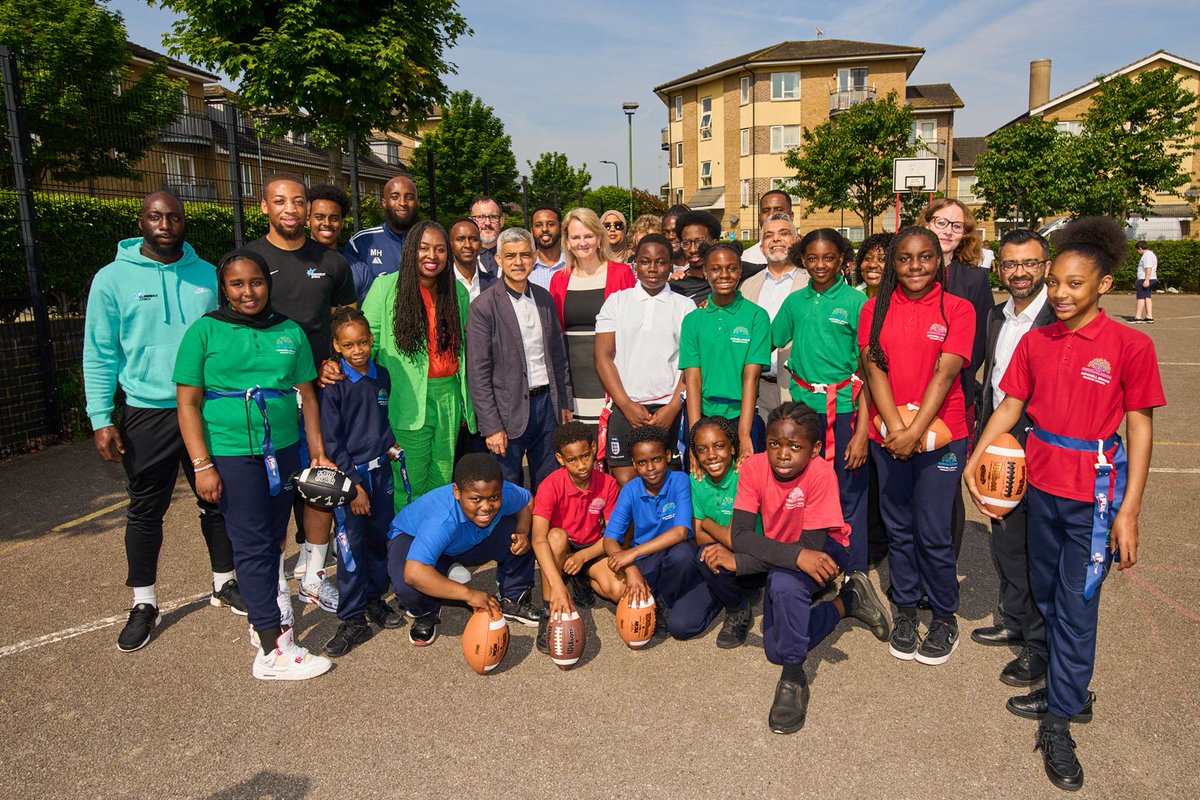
[
  {"xmin": 1030, "ymin": 427, "xmax": 1126, "ymax": 600},
  {"xmin": 791, "ymin": 373, "xmax": 863, "ymax": 462},
  {"xmin": 204, "ymin": 386, "xmax": 295, "ymax": 496},
  {"xmin": 333, "ymin": 449, "xmax": 413, "ymax": 574}
]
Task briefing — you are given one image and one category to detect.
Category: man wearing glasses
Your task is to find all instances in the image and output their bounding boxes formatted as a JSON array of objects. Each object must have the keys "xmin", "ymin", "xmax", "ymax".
[
  {"xmin": 668, "ymin": 210, "xmax": 722, "ymax": 301},
  {"xmin": 973, "ymin": 228, "xmax": 1054, "ymax": 692},
  {"xmin": 470, "ymin": 196, "xmax": 505, "ymax": 278}
]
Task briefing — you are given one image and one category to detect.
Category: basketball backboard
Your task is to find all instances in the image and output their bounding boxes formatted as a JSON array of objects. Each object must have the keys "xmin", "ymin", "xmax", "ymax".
[{"xmin": 892, "ymin": 157, "xmax": 938, "ymax": 194}]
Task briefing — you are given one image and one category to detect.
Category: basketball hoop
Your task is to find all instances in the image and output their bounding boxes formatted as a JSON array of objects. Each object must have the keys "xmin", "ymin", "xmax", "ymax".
[{"xmin": 905, "ymin": 176, "xmax": 926, "ymax": 194}]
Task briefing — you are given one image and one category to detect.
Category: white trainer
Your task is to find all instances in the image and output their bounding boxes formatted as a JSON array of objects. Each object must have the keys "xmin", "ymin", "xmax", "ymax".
[
  {"xmin": 447, "ymin": 563, "xmax": 472, "ymax": 584},
  {"xmin": 298, "ymin": 571, "xmax": 339, "ymax": 612},
  {"xmin": 252, "ymin": 629, "xmax": 332, "ymax": 681},
  {"xmin": 292, "ymin": 547, "xmax": 308, "ymax": 581}
]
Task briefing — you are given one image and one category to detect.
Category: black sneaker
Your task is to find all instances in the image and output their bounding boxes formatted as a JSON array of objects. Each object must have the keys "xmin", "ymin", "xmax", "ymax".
[
  {"xmin": 653, "ymin": 599, "xmax": 670, "ymax": 638},
  {"xmin": 365, "ymin": 598, "xmax": 405, "ymax": 629},
  {"xmin": 1036, "ymin": 722, "xmax": 1084, "ymax": 791},
  {"xmin": 536, "ymin": 613, "xmax": 550, "ymax": 654},
  {"xmin": 916, "ymin": 617, "xmax": 959, "ymax": 665},
  {"xmin": 1007, "ymin": 687, "xmax": 1095, "ymax": 724},
  {"xmin": 500, "ymin": 589, "xmax": 541, "ymax": 627},
  {"xmin": 888, "ymin": 612, "xmax": 920, "ymax": 661},
  {"xmin": 407, "ymin": 611, "xmax": 440, "ymax": 646},
  {"xmin": 768, "ymin": 675, "xmax": 810, "ymax": 734},
  {"xmin": 715, "ymin": 604, "xmax": 751, "ymax": 649},
  {"xmin": 567, "ymin": 571, "xmax": 596, "ymax": 608},
  {"xmin": 323, "ymin": 618, "xmax": 374, "ymax": 657},
  {"xmin": 117, "ymin": 603, "xmax": 161, "ymax": 652},
  {"xmin": 210, "ymin": 579, "xmax": 248, "ymax": 616},
  {"xmin": 842, "ymin": 571, "xmax": 891, "ymax": 641}
]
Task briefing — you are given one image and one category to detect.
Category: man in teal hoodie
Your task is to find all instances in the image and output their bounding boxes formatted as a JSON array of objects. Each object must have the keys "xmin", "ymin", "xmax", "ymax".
[{"xmin": 84, "ymin": 192, "xmax": 244, "ymax": 653}]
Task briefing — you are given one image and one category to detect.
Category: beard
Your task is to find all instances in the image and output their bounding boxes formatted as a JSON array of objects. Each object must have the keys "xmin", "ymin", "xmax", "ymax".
[{"xmin": 386, "ymin": 205, "xmax": 416, "ymax": 232}]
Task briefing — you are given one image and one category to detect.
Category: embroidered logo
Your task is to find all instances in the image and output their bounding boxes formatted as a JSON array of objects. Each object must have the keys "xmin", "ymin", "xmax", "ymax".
[
  {"xmin": 588, "ymin": 497, "xmax": 606, "ymax": 516},
  {"xmin": 1081, "ymin": 357, "xmax": 1113, "ymax": 386},
  {"xmin": 660, "ymin": 501, "xmax": 677, "ymax": 521},
  {"xmin": 730, "ymin": 325, "xmax": 751, "ymax": 344},
  {"xmin": 784, "ymin": 487, "xmax": 806, "ymax": 510},
  {"xmin": 937, "ymin": 452, "xmax": 959, "ymax": 473},
  {"xmin": 376, "ymin": 389, "xmax": 389, "ymax": 406},
  {"xmin": 829, "ymin": 307, "xmax": 850, "ymax": 326},
  {"xmin": 718, "ymin": 496, "xmax": 735, "ymax": 516},
  {"xmin": 275, "ymin": 336, "xmax": 298, "ymax": 356},
  {"xmin": 133, "ymin": 291, "xmax": 158, "ymax": 301},
  {"xmin": 306, "ymin": 267, "xmax": 327, "ymax": 279},
  {"xmin": 926, "ymin": 323, "xmax": 948, "ymax": 342}
]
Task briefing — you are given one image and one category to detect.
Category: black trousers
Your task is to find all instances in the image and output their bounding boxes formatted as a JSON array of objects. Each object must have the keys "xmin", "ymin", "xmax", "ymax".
[
  {"xmin": 989, "ymin": 497, "xmax": 1048, "ymax": 656},
  {"xmin": 120, "ymin": 406, "xmax": 234, "ymax": 587}
]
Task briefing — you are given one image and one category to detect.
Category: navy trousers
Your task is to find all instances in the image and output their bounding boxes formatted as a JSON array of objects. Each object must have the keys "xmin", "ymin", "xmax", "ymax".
[
  {"xmin": 637, "ymin": 540, "xmax": 721, "ymax": 639},
  {"xmin": 213, "ymin": 443, "xmax": 301, "ymax": 632},
  {"xmin": 497, "ymin": 390, "xmax": 558, "ymax": 493},
  {"xmin": 1026, "ymin": 486, "xmax": 1108, "ymax": 719},
  {"xmin": 819, "ymin": 411, "xmax": 869, "ymax": 574},
  {"xmin": 763, "ymin": 537, "xmax": 848, "ymax": 665},
  {"xmin": 387, "ymin": 515, "xmax": 534, "ymax": 618},
  {"xmin": 332, "ymin": 464, "xmax": 395, "ymax": 622},
  {"xmin": 990, "ymin": 496, "xmax": 1047, "ymax": 657},
  {"xmin": 694, "ymin": 545, "xmax": 748, "ymax": 612},
  {"xmin": 871, "ymin": 439, "xmax": 965, "ymax": 618}
]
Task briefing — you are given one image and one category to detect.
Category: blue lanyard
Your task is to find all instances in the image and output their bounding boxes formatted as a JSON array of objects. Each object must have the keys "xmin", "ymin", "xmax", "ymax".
[
  {"xmin": 203, "ymin": 386, "xmax": 294, "ymax": 496},
  {"xmin": 1031, "ymin": 428, "xmax": 1127, "ymax": 599},
  {"xmin": 331, "ymin": 449, "xmax": 412, "ymax": 574}
]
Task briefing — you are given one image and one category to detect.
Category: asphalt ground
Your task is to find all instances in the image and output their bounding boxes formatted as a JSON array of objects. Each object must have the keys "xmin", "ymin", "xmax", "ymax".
[{"xmin": 1, "ymin": 293, "xmax": 1197, "ymax": 799}]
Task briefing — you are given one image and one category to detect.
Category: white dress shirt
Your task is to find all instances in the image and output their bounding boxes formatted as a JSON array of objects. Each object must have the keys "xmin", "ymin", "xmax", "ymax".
[
  {"xmin": 506, "ymin": 283, "xmax": 549, "ymax": 389},
  {"xmin": 742, "ymin": 241, "xmax": 768, "ymax": 265},
  {"xmin": 755, "ymin": 266, "xmax": 808, "ymax": 376},
  {"xmin": 991, "ymin": 286, "xmax": 1048, "ymax": 409},
  {"xmin": 454, "ymin": 263, "xmax": 481, "ymax": 302},
  {"xmin": 594, "ymin": 283, "xmax": 695, "ymax": 404}
]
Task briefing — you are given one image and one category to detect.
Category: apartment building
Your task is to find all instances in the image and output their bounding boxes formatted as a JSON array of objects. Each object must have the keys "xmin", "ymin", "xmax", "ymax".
[{"xmin": 654, "ymin": 39, "xmax": 963, "ymax": 241}]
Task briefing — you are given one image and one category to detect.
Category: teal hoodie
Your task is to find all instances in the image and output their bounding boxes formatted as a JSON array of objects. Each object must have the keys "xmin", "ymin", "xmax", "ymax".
[{"xmin": 84, "ymin": 238, "xmax": 218, "ymax": 429}]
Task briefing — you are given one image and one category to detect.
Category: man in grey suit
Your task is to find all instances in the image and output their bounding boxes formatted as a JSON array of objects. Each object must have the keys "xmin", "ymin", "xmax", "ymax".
[
  {"xmin": 973, "ymin": 228, "xmax": 1055, "ymax": 690},
  {"xmin": 467, "ymin": 227, "xmax": 573, "ymax": 491},
  {"xmin": 739, "ymin": 213, "xmax": 808, "ymax": 422}
]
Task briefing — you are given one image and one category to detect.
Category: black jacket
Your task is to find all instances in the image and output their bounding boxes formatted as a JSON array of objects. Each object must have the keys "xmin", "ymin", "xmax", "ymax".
[
  {"xmin": 944, "ymin": 258, "xmax": 995, "ymax": 409},
  {"xmin": 975, "ymin": 293, "xmax": 1057, "ymax": 444}
]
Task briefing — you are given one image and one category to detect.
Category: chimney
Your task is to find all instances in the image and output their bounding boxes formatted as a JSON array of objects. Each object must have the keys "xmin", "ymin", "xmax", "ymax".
[{"xmin": 1029, "ymin": 59, "xmax": 1051, "ymax": 111}]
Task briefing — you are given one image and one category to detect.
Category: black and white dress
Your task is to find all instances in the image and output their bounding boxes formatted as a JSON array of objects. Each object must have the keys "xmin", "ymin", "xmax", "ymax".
[{"xmin": 562, "ymin": 268, "xmax": 608, "ymax": 428}]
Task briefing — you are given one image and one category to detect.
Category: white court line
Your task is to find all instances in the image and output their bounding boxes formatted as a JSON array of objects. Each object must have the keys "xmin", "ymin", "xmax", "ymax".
[
  {"xmin": 1150, "ymin": 467, "xmax": 1200, "ymax": 474},
  {"xmin": 1158, "ymin": 362, "xmax": 1200, "ymax": 366},
  {"xmin": 0, "ymin": 592, "xmax": 209, "ymax": 660}
]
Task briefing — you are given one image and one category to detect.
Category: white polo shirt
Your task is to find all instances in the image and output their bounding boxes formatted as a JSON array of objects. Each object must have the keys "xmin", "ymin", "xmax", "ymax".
[
  {"xmin": 594, "ymin": 283, "xmax": 695, "ymax": 404},
  {"xmin": 506, "ymin": 283, "xmax": 549, "ymax": 389},
  {"xmin": 991, "ymin": 286, "xmax": 1048, "ymax": 409}
]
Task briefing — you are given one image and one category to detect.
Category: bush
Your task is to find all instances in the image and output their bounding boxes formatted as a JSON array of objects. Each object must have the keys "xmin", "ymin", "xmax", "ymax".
[{"xmin": 1114, "ymin": 239, "xmax": 1200, "ymax": 292}]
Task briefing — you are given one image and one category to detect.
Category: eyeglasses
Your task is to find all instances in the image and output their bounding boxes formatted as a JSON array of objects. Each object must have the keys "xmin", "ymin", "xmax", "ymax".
[
  {"xmin": 929, "ymin": 216, "xmax": 965, "ymax": 233},
  {"xmin": 603, "ymin": 222, "xmax": 625, "ymax": 231},
  {"xmin": 998, "ymin": 259, "xmax": 1047, "ymax": 272},
  {"xmin": 681, "ymin": 237, "xmax": 711, "ymax": 248},
  {"xmin": 471, "ymin": 214, "xmax": 502, "ymax": 223}
]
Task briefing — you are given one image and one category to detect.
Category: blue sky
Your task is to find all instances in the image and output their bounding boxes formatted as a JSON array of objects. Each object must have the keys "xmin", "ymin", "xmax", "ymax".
[{"xmin": 113, "ymin": 0, "xmax": 1199, "ymax": 193}]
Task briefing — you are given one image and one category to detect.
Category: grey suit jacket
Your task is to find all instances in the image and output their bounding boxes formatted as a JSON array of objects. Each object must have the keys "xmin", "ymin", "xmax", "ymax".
[
  {"xmin": 467, "ymin": 280, "xmax": 572, "ymax": 439},
  {"xmin": 741, "ymin": 266, "xmax": 809, "ymax": 410},
  {"xmin": 976, "ymin": 295, "xmax": 1057, "ymax": 443}
]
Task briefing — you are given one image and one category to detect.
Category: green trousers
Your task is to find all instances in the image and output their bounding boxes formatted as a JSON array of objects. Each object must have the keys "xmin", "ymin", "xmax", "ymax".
[{"xmin": 392, "ymin": 376, "xmax": 463, "ymax": 512}]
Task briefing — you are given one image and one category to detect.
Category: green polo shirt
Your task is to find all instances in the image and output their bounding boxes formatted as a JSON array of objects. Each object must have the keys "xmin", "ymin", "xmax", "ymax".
[
  {"xmin": 678, "ymin": 292, "xmax": 771, "ymax": 419},
  {"xmin": 173, "ymin": 316, "xmax": 316, "ymax": 456},
  {"xmin": 691, "ymin": 467, "xmax": 763, "ymax": 532},
  {"xmin": 772, "ymin": 280, "xmax": 866, "ymax": 415}
]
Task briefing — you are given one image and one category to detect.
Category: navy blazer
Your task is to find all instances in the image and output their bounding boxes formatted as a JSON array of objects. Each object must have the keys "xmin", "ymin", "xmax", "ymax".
[
  {"xmin": 945, "ymin": 258, "xmax": 995, "ymax": 408},
  {"xmin": 467, "ymin": 279, "xmax": 572, "ymax": 439},
  {"xmin": 975, "ymin": 294, "xmax": 1057, "ymax": 442}
]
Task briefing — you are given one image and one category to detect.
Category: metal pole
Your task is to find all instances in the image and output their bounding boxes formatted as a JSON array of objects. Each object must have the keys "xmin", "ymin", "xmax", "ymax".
[
  {"xmin": 0, "ymin": 46, "xmax": 61, "ymax": 436},
  {"xmin": 425, "ymin": 150, "xmax": 437, "ymax": 222},
  {"xmin": 600, "ymin": 160, "xmax": 618, "ymax": 188},
  {"xmin": 521, "ymin": 177, "xmax": 530, "ymax": 228},
  {"xmin": 224, "ymin": 101, "xmax": 244, "ymax": 247},
  {"xmin": 626, "ymin": 114, "xmax": 634, "ymax": 220},
  {"xmin": 348, "ymin": 130, "xmax": 361, "ymax": 233}
]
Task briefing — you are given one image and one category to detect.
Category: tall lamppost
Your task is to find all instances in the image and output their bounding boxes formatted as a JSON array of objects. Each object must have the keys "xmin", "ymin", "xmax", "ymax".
[
  {"xmin": 599, "ymin": 159, "xmax": 619, "ymax": 191},
  {"xmin": 623, "ymin": 101, "xmax": 639, "ymax": 220}
]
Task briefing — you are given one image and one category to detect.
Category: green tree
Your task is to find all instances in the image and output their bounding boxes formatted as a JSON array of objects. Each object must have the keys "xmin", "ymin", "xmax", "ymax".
[
  {"xmin": 0, "ymin": 0, "xmax": 184, "ymax": 184},
  {"xmin": 157, "ymin": 0, "xmax": 469, "ymax": 181},
  {"xmin": 1062, "ymin": 66, "xmax": 1198, "ymax": 221},
  {"xmin": 974, "ymin": 117, "xmax": 1071, "ymax": 226},
  {"xmin": 581, "ymin": 186, "xmax": 666, "ymax": 220},
  {"xmin": 527, "ymin": 151, "xmax": 590, "ymax": 209},
  {"xmin": 783, "ymin": 92, "xmax": 917, "ymax": 235},
  {"xmin": 412, "ymin": 90, "xmax": 519, "ymax": 220}
]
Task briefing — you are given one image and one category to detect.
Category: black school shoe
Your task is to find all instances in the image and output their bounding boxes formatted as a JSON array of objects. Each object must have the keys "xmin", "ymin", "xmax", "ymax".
[
  {"xmin": 971, "ymin": 624, "xmax": 1023, "ymax": 646},
  {"xmin": 324, "ymin": 618, "xmax": 374, "ymax": 657},
  {"xmin": 117, "ymin": 603, "xmax": 161, "ymax": 652},
  {"xmin": 1001, "ymin": 645, "xmax": 1048, "ymax": 687},
  {"xmin": 210, "ymin": 579, "xmax": 248, "ymax": 616},
  {"xmin": 567, "ymin": 571, "xmax": 596, "ymax": 608},
  {"xmin": 1007, "ymin": 687, "xmax": 1094, "ymax": 723},
  {"xmin": 842, "ymin": 572, "xmax": 891, "ymax": 641},
  {"xmin": 365, "ymin": 597, "xmax": 405, "ymax": 629},
  {"xmin": 1036, "ymin": 722, "xmax": 1084, "ymax": 791},
  {"xmin": 536, "ymin": 613, "xmax": 550, "ymax": 654},
  {"xmin": 653, "ymin": 599, "xmax": 670, "ymax": 638},
  {"xmin": 501, "ymin": 590, "xmax": 541, "ymax": 627},
  {"xmin": 715, "ymin": 604, "xmax": 752, "ymax": 649},
  {"xmin": 768, "ymin": 675, "xmax": 810, "ymax": 734}
]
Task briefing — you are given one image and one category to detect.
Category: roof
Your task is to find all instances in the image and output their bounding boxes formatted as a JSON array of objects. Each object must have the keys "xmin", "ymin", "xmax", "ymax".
[
  {"xmin": 951, "ymin": 136, "xmax": 987, "ymax": 169},
  {"xmin": 126, "ymin": 40, "xmax": 219, "ymax": 83},
  {"xmin": 686, "ymin": 187, "xmax": 725, "ymax": 210},
  {"xmin": 655, "ymin": 39, "xmax": 924, "ymax": 95},
  {"xmin": 1146, "ymin": 203, "xmax": 1196, "ymax": 219},
  {"xmin": 906, "ymin": 83, "xmax": 964, "ymax": 110}
]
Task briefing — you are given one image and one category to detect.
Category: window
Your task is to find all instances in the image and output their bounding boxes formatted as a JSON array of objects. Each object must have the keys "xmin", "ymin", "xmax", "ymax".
[
  {"xmin": 386, "ymin": 142, "xmax": 400, "ymax": 165},
  {"xmin": 958, "ymin": 176, "xmax": 979, "ymax": 203},
  {"xmin": 836, "ymin": 226, "xmax": 866, "ymax": 242},
  {"xmin": 740, "ymin": 128, "xmax": 750, "ymax": 156},
  {"xmin": 357, "ymin": 181, "xmax": 366, "ymax": 197},
  {"xmin": 700, "ymin": 160, "xmax": 712, "ymax": 188},
  {"xmin": 740, "ymin": 179, "xmax": 750, "ymax": 207},
  {"xmin": 699, "ymin": 96, "xmax": 712, "ymax": 140},
  {"xmin": 770, "ymin": 177, "xmax": 799, "ymax": 202},
  {"xmin": 674, "ymin": 95, "xmax": 682, "ymax": 121},
  {"xmin": 771, "ymin": 71, "xmax": 800, "ymax": 100},
  {"xmin": 675, "ymin": 141, "xmax": 683, "ymax": 166},
  {"xmin": 675, "ymin": 188, "xmax": 684, "ymax": 205},
  {"xmin": 740, "ymin": 76, "xmax": 751, "ymax": 105},
  {"xmin": 770, "ymin": 125, "xmax": 800, "ymax": 153},
  {"xmin": 1055, "ymin": 119, "xmax": 1082, "ymax": 136},
  {"xmin": 838, "ymin": 67, "xmax": 869, "ymax": 91},
  {"xmin": 912, "ymin": 120, "xmax": 937, "ymax": 144},
  {"xmin": 740, "ymin": 229, "xmax": 751, "ymax": 240},
  {"xmin": 239, "ymin": 162, "xmax": 256, "ymax": 196},
  {"xmin": 163, "ymin": 153, "xmax": 195, "ymax": 183}
]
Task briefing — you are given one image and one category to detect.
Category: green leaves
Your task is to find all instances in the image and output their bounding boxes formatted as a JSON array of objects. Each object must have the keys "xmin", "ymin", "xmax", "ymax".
[
  {"xmin": 975, "ymin": 117, "xmax": 1069, "ymax": 225},
  {"xmin": 527, "ymin": 152, "xmax": 591, "ymax": 209}
]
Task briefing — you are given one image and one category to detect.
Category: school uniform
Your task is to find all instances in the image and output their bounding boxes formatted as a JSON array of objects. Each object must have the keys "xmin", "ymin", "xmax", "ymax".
[
  {"xmin": 532, "ymin": 467, "xmax": 619, "ymax": 549},
  {"xmin": 740, "ymin": 266, "xmax": 809, "ymax": 420},
  {"xmin": 172, "ymin": 314, "xmax": 315, "ymax": 634},
  {"xmin": 320, "ymin": 357, "xmax": 397, "ymax": 623},
  {"xmin": 467, "ymin": 280, "xmax": 572, "ymax": 492},
  {"xmin": 999, "ymin": 309, "xmax": 1164, "ymax": 720},
  {"xmin": 678, "ymin": 292, "xmax": 771, "ymax": 450},
  {"xmin": 730, "ymin": 453, "xmax": 851, "ymax": 666},
  {"xmin": 387, "ymin": 482, "xmax": 535, "ymax": 618},
  {"xmin": 604, "ymin": 470, "xmax": 719, "ymax": 638},
  {"xmin": 772, "ymin": 279, "xmax": 869, "ymax": 573},
  {"xmin": 858, "ymin": 285, "xmax": 976, "ymax": 618},
  {"xmin": 690, "ymin": 468, "xmax": 759, "ymax": 612}
]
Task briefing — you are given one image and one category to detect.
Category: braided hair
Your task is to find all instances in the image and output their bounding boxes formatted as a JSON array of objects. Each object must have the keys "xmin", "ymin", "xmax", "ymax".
[
  {"xmin": 390, "ymin": 220, "xmax": 461, "ymax": 359},
  {"xmin": 865, "ymin": 226, "xmax": 948, "ymax": 372},
  {"xmin": 766, "ymin": 401, "xmax": 823, "ymax": 445},
  {"xmin": 688, "ymin": 415, "xmax": 739, "ymax": 461}
]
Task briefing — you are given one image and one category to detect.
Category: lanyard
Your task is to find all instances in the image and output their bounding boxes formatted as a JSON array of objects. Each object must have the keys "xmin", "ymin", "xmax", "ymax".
[{"xmin": 204, "ymin": 386, "xmax": 294, "ymax": 496}]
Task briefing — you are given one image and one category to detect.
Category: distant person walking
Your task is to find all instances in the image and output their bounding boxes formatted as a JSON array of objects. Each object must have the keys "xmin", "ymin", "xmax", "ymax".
[{"xmin": 1133, "ymin": 241, "xmax": 1157, "ymax": 323}]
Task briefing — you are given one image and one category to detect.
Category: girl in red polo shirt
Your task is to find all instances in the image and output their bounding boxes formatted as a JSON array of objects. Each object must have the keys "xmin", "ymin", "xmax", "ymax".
[
  {"xmin": 965, "ymin": 217, "xmax": 1164, "ymax": 793},
  {"xmin": 858, "ymin": 226, "xmax": 976, "ymax": 667}
]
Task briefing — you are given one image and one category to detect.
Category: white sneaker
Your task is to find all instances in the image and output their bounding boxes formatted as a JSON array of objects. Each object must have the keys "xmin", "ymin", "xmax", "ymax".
[
  {"xmin": 252, "ymin": 628, "xmax": 332, "ymax": 681},
  {"xmin": 292, "ymin": 547, "xmax": 308, "ymax": 581},
  {"xmin": 277, "ymin": 585, "xmax": 295, "ymax": 628},
  {"xmin": 299, "ymin": 571, "xmax": 339, "ymax": 613},
  {"xmin": 448, "ymin": 563, "xmax": 472, "ymax": 584}
]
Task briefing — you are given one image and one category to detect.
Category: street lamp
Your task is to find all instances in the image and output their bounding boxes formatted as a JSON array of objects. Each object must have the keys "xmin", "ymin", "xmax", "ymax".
[
  {"xmin": 623, "ymin": 101, "xmax": 639, "ymax": 220},
  {"xmin": 599, "ymin": 159, "xmax": 619, "ymax": 189}
]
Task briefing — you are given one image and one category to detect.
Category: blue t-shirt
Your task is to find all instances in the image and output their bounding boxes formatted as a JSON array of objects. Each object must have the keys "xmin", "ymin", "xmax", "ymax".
[
  {"xmin": 604, "ymin": 470, "xmax": 693, "ymax": 546},
  {"xmin": 390, "ymin": 482, "xmax": 531, "ymax": 565},
  {"xmin": 345, "ymin": 224, "xmax": 407, "ymax": 303}
]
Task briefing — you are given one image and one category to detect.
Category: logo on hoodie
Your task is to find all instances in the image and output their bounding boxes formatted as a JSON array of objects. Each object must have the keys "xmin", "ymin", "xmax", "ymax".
[{"xmin": 133, "ymin": 291, "xmax": 159, "ymax": 301}]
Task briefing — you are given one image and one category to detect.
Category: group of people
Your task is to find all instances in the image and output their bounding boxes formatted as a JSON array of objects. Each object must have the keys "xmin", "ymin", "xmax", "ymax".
[{"xmin": 83, "ymin": 175, "xmax": 1163, "ymax": 793}]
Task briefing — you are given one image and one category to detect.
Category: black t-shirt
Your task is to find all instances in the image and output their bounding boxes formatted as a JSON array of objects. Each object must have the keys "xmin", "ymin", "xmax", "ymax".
[
  {"xmin": 669, "ymin": 273, "xmax": 711, "ymax": 302},
  {"xmin": 244, "ymin": 237, "xmax": 356, "ymax": 366}
]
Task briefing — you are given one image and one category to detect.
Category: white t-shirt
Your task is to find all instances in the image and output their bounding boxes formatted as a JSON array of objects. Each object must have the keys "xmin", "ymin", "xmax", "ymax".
[
  {"xmin": 594, "ymin": 283, "xmax": 695, "ymax": 404},
  {"xmin": 980, "ymin": 248, "xmax": 995, "ymax": 271},
  {"xmin": 1137, "ymin": 250, "xmax": 1158, "ymax": 280}
]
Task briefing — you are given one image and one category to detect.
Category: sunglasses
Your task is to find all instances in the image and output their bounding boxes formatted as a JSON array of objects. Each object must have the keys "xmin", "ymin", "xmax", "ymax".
[{"xmin": 603, "ymin": 222, "xmax": 625, "ymax": 231}]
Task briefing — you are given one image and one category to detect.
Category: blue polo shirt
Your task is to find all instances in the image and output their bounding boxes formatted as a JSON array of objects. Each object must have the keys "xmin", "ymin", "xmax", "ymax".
[
  {"xmin": 604, "ymin": 470, "xmax": 693, "ymax": 546},
  {"xmin": 345, "ymin": 224, "xmax": 407, "ymax": 303},
  {"xmin": 389, "ymin": 481, "xmax": 531, "ymax": 565}
]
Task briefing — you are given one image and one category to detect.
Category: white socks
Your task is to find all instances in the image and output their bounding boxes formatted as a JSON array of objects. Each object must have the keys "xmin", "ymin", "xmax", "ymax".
[
  {"xmin": 212, "ymin": 571, "xmax": 235, "ymax": 592},
  {"xmin": 132, "ymin": 585, "xmax": 157, "ymax": 608},
  {"xmin": 303, "ymin": 543, "xmax": 329, "ymax": 587}
]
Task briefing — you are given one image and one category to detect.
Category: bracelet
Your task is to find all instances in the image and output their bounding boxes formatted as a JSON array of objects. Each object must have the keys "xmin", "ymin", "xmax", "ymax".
[
  {"xmin": 194, "ymin": 463, "xmax": 215, "ymax": 473},
  {"xmin": 191, "ymin": 455, "xmax": 211, "ymax": 467}
]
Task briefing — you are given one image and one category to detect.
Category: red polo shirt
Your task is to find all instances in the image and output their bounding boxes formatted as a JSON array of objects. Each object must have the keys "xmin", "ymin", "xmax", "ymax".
[
  {"xmin": 733, "ymin": 453, "xmax": 850, "ymax": 547},
  {"xmin": 1000, "ymin": 309, "xmax": 1165, "ymax": 502},
  {"xmin": 857, "ymin": 284, "xmax": 976, "ymax": 443},
  {"xmin": 533, "ymin": 466, "xmax": 619, "ymax": 545}
]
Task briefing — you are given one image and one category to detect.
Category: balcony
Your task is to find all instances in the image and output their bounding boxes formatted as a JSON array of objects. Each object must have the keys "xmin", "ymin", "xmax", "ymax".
[
  {"xmin": 829, "ymin": 86, "xmax": 876, "ymax": 114},
  {"xmin": 912, "ymin": 137, "xmax": 948, "ymax": 164},
  {"xmin": 159, "ymin": 113, "xmax": 213, "ymax": 144},
  {"xmin": 163, "ymin": 181, "xmax": 218, "ymax": 202},
  {"xmin": 661, "ymin": 127, "xmax": 669, "ymax": 151}
]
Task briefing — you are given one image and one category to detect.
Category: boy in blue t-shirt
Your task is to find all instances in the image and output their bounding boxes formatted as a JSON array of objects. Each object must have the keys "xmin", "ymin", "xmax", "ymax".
[
  {"xmin": 603, "ymin": 425, "xmax": 721, "ymax": 640},
  {"xmin": 387, "ymin": 453, "xmax": 541, "ymax": 646}
]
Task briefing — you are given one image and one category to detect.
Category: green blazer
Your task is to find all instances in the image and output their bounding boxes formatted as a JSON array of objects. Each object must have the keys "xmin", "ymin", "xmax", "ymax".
[{"xmin": 361, "ymin": 273, "xmax": 476, "ymax": 434}]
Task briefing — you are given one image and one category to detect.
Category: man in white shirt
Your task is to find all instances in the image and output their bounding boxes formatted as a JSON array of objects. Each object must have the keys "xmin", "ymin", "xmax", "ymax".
[
  {"xmin": 1134, "ymin": 240, "xmax": 1157, "ymax": 323},
  {"xmin": 450, "ymin": 218, "xmax": 495, "ymax": 302},
  {"xmin": 530, "ymin": 206, "xmax": 565, "ymax": 290},
  {"xmin": 741, "ymin": 190, "xmax": 793, "ymax": 265}
]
